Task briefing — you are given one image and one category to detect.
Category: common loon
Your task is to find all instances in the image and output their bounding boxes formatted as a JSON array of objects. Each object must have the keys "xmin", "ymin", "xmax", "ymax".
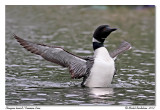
[{"xmin": 13, "ymin": 25, "xmax": 131, "ymax": 87}]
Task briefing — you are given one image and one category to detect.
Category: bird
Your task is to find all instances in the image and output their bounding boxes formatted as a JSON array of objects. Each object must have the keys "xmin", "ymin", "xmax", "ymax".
[{"xmin": 13, "ymin": 25, "xmax": 131, "ymax": 87}]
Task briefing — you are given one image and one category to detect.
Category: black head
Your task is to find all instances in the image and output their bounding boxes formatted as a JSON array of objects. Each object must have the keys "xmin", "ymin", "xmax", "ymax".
[{"xmin": 93, "ymin": 25, "xmax": 117, "ymax": 43}]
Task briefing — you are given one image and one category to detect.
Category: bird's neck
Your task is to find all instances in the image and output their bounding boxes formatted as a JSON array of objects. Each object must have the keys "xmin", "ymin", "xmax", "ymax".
[{"xmin": 92, "ymin": 38, "xmax": 104, "ymax": 51}]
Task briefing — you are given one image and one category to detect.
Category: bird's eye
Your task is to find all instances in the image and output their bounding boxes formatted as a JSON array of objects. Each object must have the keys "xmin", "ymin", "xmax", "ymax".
[{"xmin": 102, "ymin": 27, "xmax": 107, "ymax": 32}]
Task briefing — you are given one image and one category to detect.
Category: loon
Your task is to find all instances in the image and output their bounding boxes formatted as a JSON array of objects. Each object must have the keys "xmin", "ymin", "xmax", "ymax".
[{"xmin": 13, "ymin": 25, "xmax": 131, "ymax": 87}]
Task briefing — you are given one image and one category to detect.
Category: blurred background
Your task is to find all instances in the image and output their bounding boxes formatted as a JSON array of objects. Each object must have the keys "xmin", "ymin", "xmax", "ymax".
[{"xmin": 5, "ymin": 6, "xmax": 155, "ymax": 105}]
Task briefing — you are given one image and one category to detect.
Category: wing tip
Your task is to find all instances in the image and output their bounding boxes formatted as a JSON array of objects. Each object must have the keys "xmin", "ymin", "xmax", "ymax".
[
  {"xmin": 122, "ymin": 41, "xmax": 132, "ymax": 50},
  {"xmin": 12, "ymin": 33, "xmax": 25, "ymax": 43},
  {"xmin": 12, "ymin": 33, "xmax": 19, "ymax": 40}
]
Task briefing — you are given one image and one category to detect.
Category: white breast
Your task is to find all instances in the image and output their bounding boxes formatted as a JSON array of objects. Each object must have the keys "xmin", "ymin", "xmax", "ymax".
[{"xmin": 85, "ymin": 47, "xmax": 115, "ymax": 87}]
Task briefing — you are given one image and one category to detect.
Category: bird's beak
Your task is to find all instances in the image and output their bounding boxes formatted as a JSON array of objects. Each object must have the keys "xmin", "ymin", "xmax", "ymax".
[
  {"xmin": 110, "ymin": 28, "xmax": 117, "ymax": 32},
  {"xmin": 106, "ymin": 26, "xmax": 117, "ymax": 32}
]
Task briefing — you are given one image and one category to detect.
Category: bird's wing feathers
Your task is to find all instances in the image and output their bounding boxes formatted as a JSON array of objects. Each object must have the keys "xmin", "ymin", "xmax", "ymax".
[
  {"xmin": 13, "ymin": 34, "xmax": 87, "ymax": 79},
  {"xmin": 80, "ymin": 41, "xmax": 131, "ymax": 60},
  {"xmin": 109, "ymin": 41, "xmax": 132, "ymax": 60}
]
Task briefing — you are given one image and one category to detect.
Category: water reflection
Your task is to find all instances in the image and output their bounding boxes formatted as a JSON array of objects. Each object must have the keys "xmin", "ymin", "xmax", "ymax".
[{"xmin": 89, "ymin": 88, "xmax": 113, "ymax": 99}]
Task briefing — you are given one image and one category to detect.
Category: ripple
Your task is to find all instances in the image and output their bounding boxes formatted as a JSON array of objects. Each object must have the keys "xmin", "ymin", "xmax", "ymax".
[
  {"xmin": 140, "ymin": 63, "xmax": 154, "ymax": 66},
  {"xmin": 6, "ymin": 64, "xmax": 22, "ymax": 67},
  {"xmin": 68, "ymin": 100, "xmax": 85, "ymax": 104},
  {"xmin": 126, "ymin": 89, "xmax": 137, "ymax": 93},
  {"xmin": 65, "ymin": 94, "xmax": 79, "ymax": 97},
  {"xmin": 118, "ymin": 100, "xmax": 133, "ymax": 105},
  {"xmin": 144, "ymin": 90, "xmax": 155, "ymax": 93},
  {"xmin": 23, "ymin": 87, "xmax": 38, "ymax": 91},
  {"xmin": 137, "ymin": 94, "xmax": 147, "ymax": 98},
  {"xmin": 149, "ymin": 73, "xmax": 155, "ymax": 76},
  {"xmin": 117, "ymin": 93, "xmax": 124, "ymax": 96},
  {"xmin": 133, "ymin": 49, "xmax": 154, "ymax": 54},
  {"xmin": 28, "ymin": 68, "xmax": 40, "ymax": 71},
  {"xmin": 37, "ymin": 93, "xmax": 47, "ymax": 96},
  {"xmin": 21, "ymin": 98, "xmax": 46, "ymax": 101}
]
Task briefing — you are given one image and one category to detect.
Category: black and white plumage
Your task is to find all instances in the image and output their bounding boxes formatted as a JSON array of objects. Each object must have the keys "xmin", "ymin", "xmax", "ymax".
[{"xmin": 13, "ymin": 25, "xmax": 131, "ymax": 87}]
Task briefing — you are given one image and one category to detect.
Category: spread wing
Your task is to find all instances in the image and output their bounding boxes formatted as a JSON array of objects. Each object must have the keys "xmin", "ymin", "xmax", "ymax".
[
  {"xmin": 109, "ymin": 41, "xmax": 132, "ymax": 60},
  {"xmin": 81, "ymin": 41, "xmax": 131, "ymax": 60},
  {"xmin": 13, "ymin": 34, "xmax": 87, "ymax": 79}
]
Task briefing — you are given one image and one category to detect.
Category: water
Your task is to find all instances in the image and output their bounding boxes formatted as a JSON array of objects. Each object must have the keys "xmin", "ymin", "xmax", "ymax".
[{"xmin": 5, "ymin": 6, "xmax": 155, "ymax": 105}]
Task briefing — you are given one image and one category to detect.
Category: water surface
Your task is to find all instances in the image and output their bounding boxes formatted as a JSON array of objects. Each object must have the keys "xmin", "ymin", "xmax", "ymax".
[{"xmin": 5, "ymin": 6, "xmax": 155, "ymax": 105}]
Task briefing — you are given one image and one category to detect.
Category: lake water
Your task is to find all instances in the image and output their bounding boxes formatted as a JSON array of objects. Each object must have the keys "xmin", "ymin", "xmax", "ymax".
[{"xmin": 5, "ymin": 6, "xmax": 155, "ymax": 105}]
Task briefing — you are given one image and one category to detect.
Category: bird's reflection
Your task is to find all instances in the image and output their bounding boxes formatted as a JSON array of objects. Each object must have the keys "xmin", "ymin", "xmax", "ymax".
[{"xmin": 89, "ymin": 87, "xmax": 114, "ymax": 99}]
